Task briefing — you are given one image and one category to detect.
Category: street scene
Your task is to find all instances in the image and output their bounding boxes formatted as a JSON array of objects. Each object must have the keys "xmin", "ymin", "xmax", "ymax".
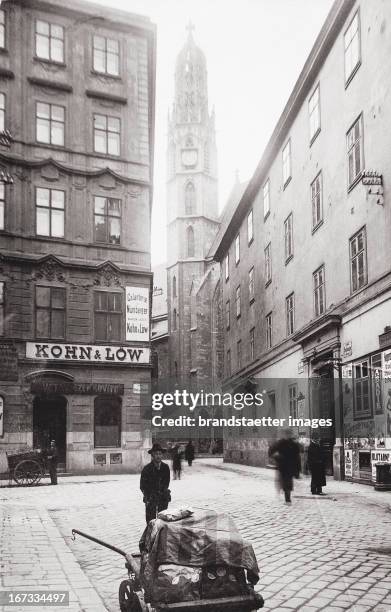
[{"xmin": 1, "ymin": 460, "xmax": 391, "ymax": 612}]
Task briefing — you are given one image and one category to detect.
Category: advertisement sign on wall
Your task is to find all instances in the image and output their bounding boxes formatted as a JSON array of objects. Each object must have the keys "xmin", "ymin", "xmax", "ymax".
[
  {"xmin": 26, "ymin": 342, "xmax": 150, "ymax": 364},
  {"xmin": 344, "ymin": 450, "xmax": 353, "ymax": 477},
  {"xmin": 371, "ymin": 450, "xmax": 391, "ymax": 481},
  {"xmin": 126, "ymin": 287, "xmax": 150, "ymax": 342}
]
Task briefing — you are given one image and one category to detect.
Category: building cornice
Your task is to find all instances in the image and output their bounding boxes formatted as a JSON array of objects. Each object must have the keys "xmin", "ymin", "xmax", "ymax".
[
  {"xmin": 212, "ymin": 0, "xmax": 355, "ymax": 261},
  {"xmin": 86, "ymin": 90, "xmax": 127, "ymax": 105},
  {"xmin": 292, "ymin": 314, "xmax": 342, "ymax": 345},
  {"xmin": 27, "ymin": 76, "xmax": 73, "ymax": 93}
]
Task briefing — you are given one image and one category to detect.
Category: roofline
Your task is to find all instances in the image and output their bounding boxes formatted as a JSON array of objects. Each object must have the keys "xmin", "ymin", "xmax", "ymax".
[{"xmin": 212, "ymin": 0, "xmax": 355, "ymax": 261}]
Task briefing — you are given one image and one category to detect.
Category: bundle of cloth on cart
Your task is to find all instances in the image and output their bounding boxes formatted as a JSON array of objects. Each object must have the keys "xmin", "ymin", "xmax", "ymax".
[{"xmin": 139, "ymin": 508, "xmax": 260, "ymax": 605}]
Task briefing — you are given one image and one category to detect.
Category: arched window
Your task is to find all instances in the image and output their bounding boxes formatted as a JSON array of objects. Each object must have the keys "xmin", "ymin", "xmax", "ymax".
[
  {"xmin": 185, "ymin": 182, "xmax": 196, "ymax": 215},
  {"xmin": 187, "ymin": 226, "xmax": 195, "ymax": 257},
  {"xmin": 172, "ymin": 308, "xmax": 177, "ymax": 330},
  {"xmin": 173, "ymin": 275, "xmax": 177, "ymax": 298},
  {"xmin": 94, "ymin": 396, "xmax": 121, "ymax": 448}
]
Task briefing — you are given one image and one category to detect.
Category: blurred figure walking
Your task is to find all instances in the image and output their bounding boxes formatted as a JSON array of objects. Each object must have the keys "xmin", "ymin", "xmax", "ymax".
[
  {"xmin": 269, "ymin": 428, "xmax": 301, "ymax": 504},
  {"xmin": 185, "ymin": 440, "xmax": 195, "ymax": 467},
  {"xmin": 172, "ymin": 445, "xmax": 183, "ymax": 480},
  {"xmin": 308, "ymin": 436, "xmax": 326, "ymax": 495}
]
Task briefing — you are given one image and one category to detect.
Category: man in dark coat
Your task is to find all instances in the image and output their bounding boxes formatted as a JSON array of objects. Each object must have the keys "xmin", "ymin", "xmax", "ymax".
[
  {"xmin": 308, "ymin": 437, "xmax": 326, "ymax": 495},
  {"xmin": 269, "ymin": 428, "xmax": 301, "ymax": 503},
  {"xmin": 47, "ymin": 440, "xmax": 58, "ymax": 485},
  {"xmin": 140, "ymin": 443, "xmax": 171, "ymax": 523},
  {"xmin": 185, "ymin": 440, "xmax": 195, "ymax": 467}
]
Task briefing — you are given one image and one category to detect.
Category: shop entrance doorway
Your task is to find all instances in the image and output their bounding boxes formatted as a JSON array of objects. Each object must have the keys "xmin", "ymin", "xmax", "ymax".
[
  {"xmin": 310, "ymin": 360, "xmax": 336, "ymax": 475},
  {"xmin": 33, "ymin": 395, "xmax": 67, "ymax": 464}
]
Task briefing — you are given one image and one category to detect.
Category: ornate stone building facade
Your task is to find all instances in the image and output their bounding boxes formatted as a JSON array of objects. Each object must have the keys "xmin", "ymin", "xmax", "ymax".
[{"xmin": 0, "ymin": 0, "xmax": 156, "ymax": 474}]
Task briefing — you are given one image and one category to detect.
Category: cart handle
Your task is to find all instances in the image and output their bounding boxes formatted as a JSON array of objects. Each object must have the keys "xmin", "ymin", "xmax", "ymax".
[{"xmin": 71, "ymin": 529, "xmax": 139, "ymax": 576}]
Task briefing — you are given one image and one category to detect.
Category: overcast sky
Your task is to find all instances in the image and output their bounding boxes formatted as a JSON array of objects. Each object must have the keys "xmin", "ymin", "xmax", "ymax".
[{"xmin": 87, "ymin": 0, "xmax": 334, "ymax": 264}]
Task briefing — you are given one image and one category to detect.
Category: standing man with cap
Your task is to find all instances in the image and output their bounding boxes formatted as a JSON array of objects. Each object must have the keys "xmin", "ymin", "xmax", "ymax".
[
  {"xmin": 140, "ymin": 443, "xmax": 171, "ymax": 523},
  {"xmin": 47, "ymin": 439, "xmax": 58, "ymax": 485}
]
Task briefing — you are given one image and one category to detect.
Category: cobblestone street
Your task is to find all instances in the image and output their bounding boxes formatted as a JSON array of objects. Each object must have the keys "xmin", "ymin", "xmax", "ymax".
[{"xmin": 1, "ymin": 459, "xmax": 391, "ymax": 612}]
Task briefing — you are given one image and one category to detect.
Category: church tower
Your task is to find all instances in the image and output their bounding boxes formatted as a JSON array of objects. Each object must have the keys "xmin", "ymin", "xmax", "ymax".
[{"xmin": 166, "ymin": 24, "xmax": 220, "ymax": 383}]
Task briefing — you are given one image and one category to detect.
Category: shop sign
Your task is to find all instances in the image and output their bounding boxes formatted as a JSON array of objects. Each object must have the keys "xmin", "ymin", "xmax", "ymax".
[
  {"xmin": 342, "ymin": 363, "xmax": 352, "ymax": 378},
  {"xmin": 345, "ymin": 450, "xmax": 353, "ymax": 477},
  {"xmin": 126, "ymin": 287, "xmax": 150, "ymax": 342},
  {"xmin": 371, "ymin": 450, "xmax": 391, "ymax": 481},
  {"xmin": 362, "ymin": 170, "xmax": 382, "ymax": 186},
  {"xmin": 379, "ymin": 329, "xmax": 391, "ymax": 349},
  {"xmin": 30, "ymin": 381, "xmax": 124, "ymax": 395},
  {"xmin": 383, "ymin": 349, "xmax": 391, "ymax": 381},
  {"xmin": 0, "ymin": 342, "xmax": 18, "ymax": 381},
  {"xmin": 343, "ymin": 340, "xmax": 352, "ymax": 357},
  {"xmin": 26, "ymin": 342, "xmax": 150, "ymax": 364},
  {"xmin": 297, "ymin": 360, "xmax": 304, "ymax": 374}
]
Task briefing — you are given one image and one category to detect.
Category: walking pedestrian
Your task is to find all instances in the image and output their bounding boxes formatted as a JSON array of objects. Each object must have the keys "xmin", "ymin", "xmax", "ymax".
[
  {"xmin": 140, "ymin": 443, "xmax": 171, "ymax": 523},
  {"xmin": 269, "ymin": 428, "xmax": 301, "ymax": 504},
  {"xmin": 172, "ymin": 444, "xmax": 183, "ymax": 479},
  {"xmin": 308, "ymin": 436, "xmax": 326, "ymax": 495},
  {"xmin": 185, "ymin": 440, "xmax": 195, "ymax": 467},
  {"xmin": 47, "ymin": 439, "xmax": 58, "ymax": 485}
]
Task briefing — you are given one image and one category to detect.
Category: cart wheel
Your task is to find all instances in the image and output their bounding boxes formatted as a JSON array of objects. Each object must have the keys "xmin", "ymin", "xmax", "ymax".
[
  {"xmin": 118, "ymin": 580, "xmax": 142, "ymax": 612},
  {"xmin": 13, "ymin": 459, "xmax": 43, "ymax": 486}
]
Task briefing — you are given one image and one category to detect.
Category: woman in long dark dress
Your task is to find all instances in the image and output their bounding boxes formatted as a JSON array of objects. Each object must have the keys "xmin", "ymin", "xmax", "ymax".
[
  {"xmin": 172, "ymin": 445, "xmax": 182, "ymax": 480},
  {"xmin": 307, "ymin": 438, "xmax": 326, "ymax": 495}
]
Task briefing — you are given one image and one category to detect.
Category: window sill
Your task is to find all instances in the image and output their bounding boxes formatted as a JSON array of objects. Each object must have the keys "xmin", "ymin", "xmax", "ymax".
[
  {"xmin": 93, "ymin": 151, "xmax": 122, "ymax": 161},
  {"xmin": 225, "ymin": 277, "xmax": 229, "ymax": 283},
  {"xmin": 248, "ymin": 237, "xmax": 254, "ymax": 247},
  {"xmin": 36, "ymin": 141, "xmax": 66, "ymax": 150},
  {"xmin": 285, "ymin": 254, "xmax": 293, "ymax": 266},
  {"xmin": 348, "ymin": 173, "xmax": 362, "ymax": 193},
  {"xmin": 235, "ymin": 260, "xmax": 240, "ymax": 267},
  {"xmin": 264, "ymin": 210, "xmax": 270, "ymax": 222},
  {"xmin": 345, "ymin": 61, "xmax": 361, "ymax": 90},
  {"xmin": 309, "ymin": 128, "xmax": 321, "ymax": 148},
  {"xmin": 91, "ymin": 70, "xmax": 122, "ymax": 82},
  {"xmin": 312, "ymin": 219, "xmax": 324, "ymax": 235},
  {"xmin": 283, "ymin": 176, "xmax": 292, "ymax": 191},
  {"xmin": 350, "ymin": 280, "xmax": 368, "ymax": 296},
  {"xmin": 236, "ymin": 314, "xmax": 241, "ymax": 320},
  {"xmin": 36, "ymin": 234, "xmax": 66, "ymax": 242},
  {"xmin": 34, "ymin": 56, "xmax": 66, "ymax": 68},
  {"xmin": 265, "ymin": 279, "xmax": 272, "ymax": 288},
  {"xmin": 190, "ymin": 326, "xmax": 197, "ymax": 332},
  {"xmin": 249, "ymin": 297, "xmax": 255, "ymax": 305}
]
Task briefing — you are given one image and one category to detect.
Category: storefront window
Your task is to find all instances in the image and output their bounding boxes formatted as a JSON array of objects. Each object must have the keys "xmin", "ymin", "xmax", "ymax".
[{"xmin": 94, "ymin": 397, "xmax": 121, "ymax": 448}]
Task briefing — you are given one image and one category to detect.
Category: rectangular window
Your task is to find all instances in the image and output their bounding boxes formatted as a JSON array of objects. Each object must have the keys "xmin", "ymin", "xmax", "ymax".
[
  {"xmin": 235, "ymin": 285, "xmax": 241, "ymax": 318},
  {"xmin": 266, "ymin": 312, "xmax": 272, "ymax": 349},
  {"xmin": 226, "ymin": 349, "xmax": 231, "ymax": 377},
  {"xmin": 350, "ymin": 227, "xmax": 367, "ymax": 292},
  {"xmin": 289, "ymin": 384, "xmax": 298, "ymax": 419},
  {"xmin": 0, "ymin": 11, "xmax": 5, "ymax": 49},
  {"xmin": 263, "ymin": 179, "xmax": 270, "ymax": 219},
  {"xmin": 36, "ymin": 286, "xmax": 65, "ymax": 339},
  {"xmin": 265, "ymin": 242, "xmax": 272, "ymax": 285},
  {"xmin": 94, "ymin": 196, "xmax": 121, "ymax": 244},
  {"xmin": 0, "ymin": 281, "xmax": 4, "ymax": 336},
  {"xmin": 225, "ymin": 253, "xmax": 229, "ymax": 281},
  {"xmin": 284, "ymin": 213, "xmax": 293, "ymax": 262},
  {"xmin": 353, "ymin": 359, "xmax": 370, "ymax": 418},
  {"xmin": 94, "ymin": 291, "xmax": 122, "ymax": 342},
  {"xmin": 344, "ymin": 11, "xmax": 360, "ymax": 84},
  {"xmin": 235, "ymin": 234, "xmax": 240, "ymax": 264},
  {"xmin": 0, "ymin": 93, "xmax": 5, "ymax": 132},
  {"xmin": 237, "ymin": 340, "xmax": 242, "ymax": 370},
  {"xmin": 311, "ymin": 172, "xmax": 323, "ymax": 229},
  {"xmin": 36, "ymin": 20, "xmax": 64, "ymax": 63},
  {"xmin": 94, "ymin": 114, "xmax": 120, "ymax": 156},
  {"xmin": 0, "ymin": 183, "xmax": 4, "ymax": 230},
  {"xmin": 282, "ymin": 139, "xmax": 291, "ymax": 187},
  {"xmin": 36, "ymin": 102, "xmax": 65, "ymax": 146},
  {"xmin": 309, "ymin": 85, "xmax": 320, "ymax": 142},
  {"xmin": 286, "ymin": 293, "xmax": 295, "ymax": 337},
  {"xmin": 225, "ymin": 299, "xmax": 230, "ymax": 330},
  {"xmin": 313, "ymin": 265, "xmax": 325, "ymax": 317},
  {"xmin": 36, "ymin": 187, "xmax": 65, "ymax": 238},
  {"xmin": 347, "ymin": 115, "xmax": 363, "ymax": 187},
  {"xmin": 250, "ymin": 327, "xmax": 255, "ymax": 361},
  {"xmin": 247, "ymin": 209, "xmax": 253, "ymax": 244},
  {"xmin": 93, "ymin": 35, "xmax": 120, "ymax": 76},
  {"xmin": 248, "ymin": 267, "xmax": 254, "ymax": 303}
]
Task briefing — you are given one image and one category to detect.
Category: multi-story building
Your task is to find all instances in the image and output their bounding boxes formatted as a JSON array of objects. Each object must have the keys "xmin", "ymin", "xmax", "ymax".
[
  {"xmin": 211, "ymin": 0, "xmax": 391, "ymax": 482},
  {"xmin": 0, "ymin": 0, "xmax": 156, "ymax": 474}
]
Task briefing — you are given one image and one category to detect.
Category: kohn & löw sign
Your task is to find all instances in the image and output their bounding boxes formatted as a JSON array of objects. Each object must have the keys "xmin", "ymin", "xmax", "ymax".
[{"xmin": 26, "ymin": 342, "xmax": 150, "ymax": 364}]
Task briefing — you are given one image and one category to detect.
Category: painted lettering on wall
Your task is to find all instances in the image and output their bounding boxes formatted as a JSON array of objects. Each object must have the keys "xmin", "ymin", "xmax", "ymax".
[
  {"xmin": 26, "ymin": 342, "xmax": 150, "ymax": 364},
  {"xmin": 126, "ymin": 286, "xmax": 150, "ymax": 342}
]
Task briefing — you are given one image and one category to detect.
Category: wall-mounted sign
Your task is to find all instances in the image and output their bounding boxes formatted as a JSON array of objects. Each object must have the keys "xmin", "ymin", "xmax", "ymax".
[
  {"xmin": 0, "ymin": 396, "xmax": 3, "ymax": 437},
  {"xmin": 344, "ymin": 449, "xmax": 353, "ymax": 477},
  {"xmin": 30, "ymin": 382, "xmax": 124, "ymax": 396},
  {"xmin": 126, "ymin": 287, "xmax": 150, "ymax": 342},
  {"xmin": 371, "ymin": 450, "xmax": 391, "ymax": 481},
  {"xmin": 343, "ymin": 340, "xmax": 352, "ymax": 357},
  {"xmin": 298, "ymin": 360, "xmax": 304, "ymax": 374},
  {"xmin": 379, "ymin": 329, "xmax": 391, "ymax": 349},
  {"xmin": 362, "ymin": 170, "xmax": 382, "ymax": 186},
  {"xmin": 383, "ymin": 350, "xmax": 391, "ymax": 381},
  {"xmin": 26, "ymin": 342, "xmax": 150, "ymax": 364},
  {"xmin": 342, "ymin": 364, "xmax": 352, "ymax": 378},
  {"xmin": 0, "ymin": 342, "xmax": 18, "ymax": 381}
]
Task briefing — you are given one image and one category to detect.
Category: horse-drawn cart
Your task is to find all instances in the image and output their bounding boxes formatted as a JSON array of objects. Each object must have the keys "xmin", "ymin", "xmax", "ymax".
[{"xmin": 6, "ymin": 450, "xmax": 48, "ymax": 486}]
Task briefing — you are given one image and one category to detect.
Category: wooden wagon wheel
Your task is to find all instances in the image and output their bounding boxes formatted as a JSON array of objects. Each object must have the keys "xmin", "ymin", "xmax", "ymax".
[
  {"xmin": 13, "ymin": 459, "xmax": 43, "ymax": 486},
  {"xmin": 118, "ymin": 580, "xmax": 143, "ymax": 612}
]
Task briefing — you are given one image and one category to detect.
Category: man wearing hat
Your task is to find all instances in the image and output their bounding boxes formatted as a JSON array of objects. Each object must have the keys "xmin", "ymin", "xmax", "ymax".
[
  {"xmin": 140, "ymin": 443, "xmax": 171, "ymax": 523},
  {"xmin": 47, "ymin": 439, "xmax": 58, "ymax": 485}
]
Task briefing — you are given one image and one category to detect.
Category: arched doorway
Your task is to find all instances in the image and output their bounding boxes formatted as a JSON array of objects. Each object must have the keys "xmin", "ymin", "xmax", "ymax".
[{"xmin": 33, "ymin": 395, "xmax": 67, "ymax": 464}]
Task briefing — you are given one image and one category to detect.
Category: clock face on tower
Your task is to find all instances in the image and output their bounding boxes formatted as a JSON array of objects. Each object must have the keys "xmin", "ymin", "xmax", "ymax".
[{"xmin": 181, "ymin": 148, "xmax": 198, "ymax": 169}]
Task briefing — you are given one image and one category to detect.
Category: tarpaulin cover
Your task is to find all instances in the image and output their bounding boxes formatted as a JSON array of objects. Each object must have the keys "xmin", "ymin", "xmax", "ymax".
[{"xmin": 139, "ymin": 509, "xmax": 260, "ymax": 599}]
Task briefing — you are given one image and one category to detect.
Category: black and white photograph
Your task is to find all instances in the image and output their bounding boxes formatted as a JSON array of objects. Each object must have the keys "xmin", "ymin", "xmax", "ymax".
[{"xmin": 1, "ymin": 0, "xmax": 391, "ymax": 610}]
